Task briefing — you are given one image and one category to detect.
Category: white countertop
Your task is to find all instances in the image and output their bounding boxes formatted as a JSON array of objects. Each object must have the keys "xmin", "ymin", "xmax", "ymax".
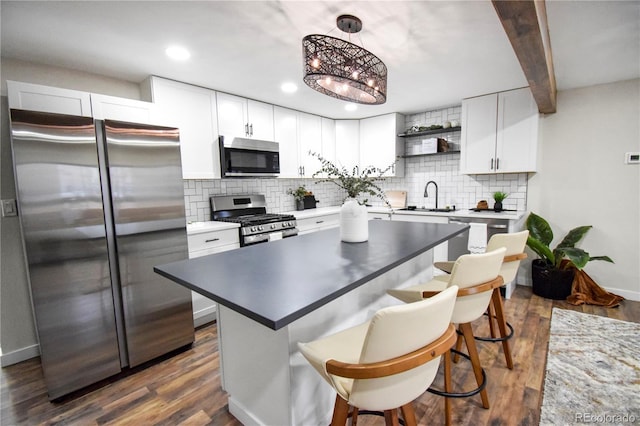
[
  {"xmin": 186, "ymin": 221, "xmax": 240, "ymax": 235},
  {"xmin": 286, "ymin": 205, "xmax": 525, "ymax": 221}
]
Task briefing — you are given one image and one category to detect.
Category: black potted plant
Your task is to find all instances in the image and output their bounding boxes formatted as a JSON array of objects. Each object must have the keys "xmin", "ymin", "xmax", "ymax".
[
  {"xmin": 287, "ymin": 186, "xmax": 309, "ymax": 211},
  {"xmin": 493, "ymin": 191, "xmax": 508, "ymax": 211},
  {"xmin": 525, "ymin": 212, "xmax": 613, "ymax": 300}
]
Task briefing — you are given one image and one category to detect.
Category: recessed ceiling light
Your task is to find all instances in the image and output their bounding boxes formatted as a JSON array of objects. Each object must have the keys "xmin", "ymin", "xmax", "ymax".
[
  {"xmin": 345, "ymin": 103, "xmax": 357, "ymax": 111},
  {"xmin": 281, "ymin": 82, "xmax": 298, "ymax": 93},
  {"xmin": 165, "ymin": 45, "xmax": 190, "ymax": 61}
]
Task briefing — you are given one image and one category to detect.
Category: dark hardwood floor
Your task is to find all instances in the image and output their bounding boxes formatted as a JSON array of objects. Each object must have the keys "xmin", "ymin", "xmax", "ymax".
[{"xmin": 2, "ymin": 286, "xmax": 638, "ymax": 425}]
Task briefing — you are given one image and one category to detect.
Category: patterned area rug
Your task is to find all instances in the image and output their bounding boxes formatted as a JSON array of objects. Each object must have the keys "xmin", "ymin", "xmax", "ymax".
[{"xmin": 540, "ymin": 308, "xmax": 640, "ymax": 425}]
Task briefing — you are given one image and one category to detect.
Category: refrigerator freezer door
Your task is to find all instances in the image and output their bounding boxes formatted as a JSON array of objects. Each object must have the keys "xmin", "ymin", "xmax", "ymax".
[
  {"xmin": 9, "ymin": 110, "xmax": 121, "ymax": 399},
  {"xmin": 104, "ymin": 120, "xmax": 194, "ymax": 366}
]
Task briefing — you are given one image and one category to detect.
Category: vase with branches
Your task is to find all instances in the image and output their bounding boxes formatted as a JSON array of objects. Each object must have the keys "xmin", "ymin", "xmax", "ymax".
[{"xmin": 309, "ymin": 151, "xmax": 396, "ymax": 242}]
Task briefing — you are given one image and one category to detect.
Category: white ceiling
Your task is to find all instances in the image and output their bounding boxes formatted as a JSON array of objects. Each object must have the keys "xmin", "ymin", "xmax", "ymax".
[{"xmin": 1, "ymin": 1, "xmax": 639, "ymax": 119}]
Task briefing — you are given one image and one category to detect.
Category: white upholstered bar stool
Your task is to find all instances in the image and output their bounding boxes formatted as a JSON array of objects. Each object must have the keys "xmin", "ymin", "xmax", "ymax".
[
  {"xmin": 298, "ymin": 286, "xmax": 459, "ymax": 426},
  {"xmin": 434, "ymin": 231, "xmax": 529, "ymax": 369},
  {"xmin": 387, "ymin": 247, "xmax": 506, "ymax": 409}
]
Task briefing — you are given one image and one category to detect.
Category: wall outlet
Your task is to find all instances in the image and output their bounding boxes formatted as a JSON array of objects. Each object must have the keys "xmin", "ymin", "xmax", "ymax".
[
  {"xmin": 1, "ymin": 199, "xmax": 18, "ymax": 217},
  {"xmin": 625, "ymin": 152, "xmax": 640, "ymax": 164}
]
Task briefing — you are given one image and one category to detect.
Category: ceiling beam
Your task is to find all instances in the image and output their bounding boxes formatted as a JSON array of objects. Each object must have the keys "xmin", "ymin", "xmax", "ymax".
[{"xmin": 492, "ymin": 0, "xmax": 557, "ymax": 113}]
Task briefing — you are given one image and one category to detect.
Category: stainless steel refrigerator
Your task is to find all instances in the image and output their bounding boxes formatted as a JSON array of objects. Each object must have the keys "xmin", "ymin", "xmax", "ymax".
[{"xmin": 9, "ymin": 109, "xmax": 194, "ymax": 400}]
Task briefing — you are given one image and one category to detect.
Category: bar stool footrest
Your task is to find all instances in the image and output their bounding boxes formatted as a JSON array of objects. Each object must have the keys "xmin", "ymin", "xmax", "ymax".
[
  {"xmin": 426, "ymin": 349, "xmax": 487, "ymax": 398},
  {"xmin": 475, "ymin": 313, "xmax": 514, "ymax": 342}
]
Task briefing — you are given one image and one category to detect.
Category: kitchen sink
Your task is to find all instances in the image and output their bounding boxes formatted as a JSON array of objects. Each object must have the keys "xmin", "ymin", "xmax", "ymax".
[{"xmin": 399, "ymin": 207, "xmax": 456, "ymax": 213}]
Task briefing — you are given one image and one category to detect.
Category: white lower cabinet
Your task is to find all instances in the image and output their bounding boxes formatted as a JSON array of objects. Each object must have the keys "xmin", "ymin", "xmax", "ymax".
[
  {"xmin": 391, "ymin": 214, "xmax": 449, "ymax": 262},
  {"xmin": 187, "ymin": 226, "xmax": 240, "ymax": 327},
  {"xmin": 295, "ymin": 213, "xmax": 340, "ymax": 235},
  {"xmin": 368, "ymin": 212, "xmax": 392, "ymax": 221}
]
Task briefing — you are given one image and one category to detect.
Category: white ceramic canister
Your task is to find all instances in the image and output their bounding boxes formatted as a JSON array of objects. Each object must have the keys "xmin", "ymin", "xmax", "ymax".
[{"xmin": 339, "ymin": 198, "xmax": 368, "ymax": 242}]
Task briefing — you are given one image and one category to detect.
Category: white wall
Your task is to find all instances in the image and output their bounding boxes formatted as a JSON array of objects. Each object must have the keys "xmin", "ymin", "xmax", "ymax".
[
  {"xmin": 527, "ymin": 79, "xmax": 640, "ymax": 300},
  {"xmin": 0, "ymin": 58, "xmax": 142, "ymax": 99}
]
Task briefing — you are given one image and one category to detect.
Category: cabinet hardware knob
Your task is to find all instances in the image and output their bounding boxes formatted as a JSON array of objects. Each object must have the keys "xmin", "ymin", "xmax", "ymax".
[
  {"xmin": 205, "ymin": 238, "xmax": 220, "ymax": 243},
  {"xmin": 496, "ymin": 158, "xmax": 500, "ymax": 170},
  {"xmin": 490, "ymin": 158, "xmax": 494, "ymax": 170}
]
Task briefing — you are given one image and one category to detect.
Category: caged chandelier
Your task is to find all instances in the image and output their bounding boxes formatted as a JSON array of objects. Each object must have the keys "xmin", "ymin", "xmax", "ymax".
[{"xmin": 302, "ymin": 15, "xmax": 387, "ymax": 105}]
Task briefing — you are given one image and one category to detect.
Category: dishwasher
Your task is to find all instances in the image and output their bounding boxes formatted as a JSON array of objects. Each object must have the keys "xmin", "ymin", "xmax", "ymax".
[{"xmin": 447, "ymin": 216, "xmax": 512, "ymax": 296}]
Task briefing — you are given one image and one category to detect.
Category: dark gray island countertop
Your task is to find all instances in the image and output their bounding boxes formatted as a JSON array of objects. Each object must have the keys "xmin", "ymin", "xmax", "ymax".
[{"xmin": 155, "ymin": 220, "xmax": 467, "ymax": 330}]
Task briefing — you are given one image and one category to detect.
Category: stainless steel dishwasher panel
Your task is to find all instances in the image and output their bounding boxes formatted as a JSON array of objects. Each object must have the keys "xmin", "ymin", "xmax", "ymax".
[{"xmin": 447, "ymin": 216, "xmax": 510, "ymax": 260}]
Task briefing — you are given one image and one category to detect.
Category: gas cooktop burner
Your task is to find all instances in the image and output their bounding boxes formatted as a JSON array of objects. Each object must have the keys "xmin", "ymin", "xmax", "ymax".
[{"xmin": 217, "ymin": 213, "xmax": 296, "ymax": 226}]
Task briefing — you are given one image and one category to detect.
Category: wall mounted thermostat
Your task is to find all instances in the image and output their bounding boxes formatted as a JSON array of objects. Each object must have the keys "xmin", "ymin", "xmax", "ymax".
[{"xmin": 625, "ymin": 152, "xmax": 640, "ymax": 164}]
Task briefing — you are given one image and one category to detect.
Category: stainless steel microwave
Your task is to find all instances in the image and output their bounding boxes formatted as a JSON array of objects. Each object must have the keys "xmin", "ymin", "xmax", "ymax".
[{"xmin": 219, "ymin": 136, "xmax": 280, "ymax": 177}]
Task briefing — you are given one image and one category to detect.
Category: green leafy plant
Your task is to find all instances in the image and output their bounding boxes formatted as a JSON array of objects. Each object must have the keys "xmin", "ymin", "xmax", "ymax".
[
  {"xmin": 309, "ymin": 151, "xmax": 394, "ymax": 206},
  {"xmin": 525, "ymin": 212, "xmax": 613, "ymax": 270},
  {"xmin": 287, "ymin": 186, "xmax": 309, "ymax": 201},
  {"xmin": 493, "ymin": 191, "xmax": 508, "ymax": 203}
]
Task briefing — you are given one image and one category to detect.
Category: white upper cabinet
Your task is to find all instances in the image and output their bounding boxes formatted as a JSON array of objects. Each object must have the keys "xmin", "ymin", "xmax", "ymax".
[
  {"xmin": 297, "ymin": 112, "xmax": 322, "ymax": 177},
  {"xmin": 148, "ymin": 77, "xmax": 220, "ymax": 179},
  {"xmin": 7, "ymin": 80, "xmax": 92, "ymax": 117},
  {"xmin": 321, "ymin": 117, "xmax": 336, "ymax": 165},
  {"xmin": 90, "ymin": 93, "xmax": 154, "ymax": 124},
  {"xmin": 335, "ymin": 120, "xmax": 360, "ymax": 172},
  {"xmin": 273, "ymin": 106, "xmax": 299, "ymax": 178},
  {"xmin": 216, "ymin": 93, "xmax": 274, "ymax": 141},
  {"xmin": 359, "ymin": 113, "xmax": 405, "ymax": 177},
  {"xmin": 460, "ymin": 87, "xmax": 539, "ymax": 174}
]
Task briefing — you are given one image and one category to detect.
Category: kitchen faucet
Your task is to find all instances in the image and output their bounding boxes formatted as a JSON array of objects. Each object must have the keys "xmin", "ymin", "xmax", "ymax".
[{"xmin": 424, "ymin": 181, "xmax": 438, "ymax": 209}]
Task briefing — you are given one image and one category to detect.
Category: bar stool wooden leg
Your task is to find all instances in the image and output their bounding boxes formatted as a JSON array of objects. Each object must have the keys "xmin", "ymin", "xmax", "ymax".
[
  {"xmin": 487, "ymin": 301, "xmax": 497, "ymax": 338},
  {"xmin": 351, "ymin": 407, "xmax": 359, "ymax": 426},
  {"xmin": 331, "ymin": 395, "xmax": 350, "ymax": 426},
  {"xmin": 384, "ymin": 408, "xmax": 400, "ymax": 426},
  {"xmin": 491, "ymin": 288, "xmax": 514, "ymax": 369},
  {"xmin": 444, "ymin": 349, "xmax": 453, "ymax": 426},
  {"xmin": 453, "ymin": 332, "xmax": 463, "ymax": 363},
  {"xmin": 459, "ymin": 322, "xmax": 490, "ymax": 409},
  {"xmin": 400, "ymin": 403, "xmax": 417, "ymax": 426}
]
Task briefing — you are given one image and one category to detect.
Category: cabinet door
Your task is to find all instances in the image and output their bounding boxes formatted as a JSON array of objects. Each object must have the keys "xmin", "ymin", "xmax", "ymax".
[
  {"xmin": 247, "ymin": 100, "xmax": 274, "ymax": 141},
  {"xmin": 359, "ymin": 113, "xmax": 404, "ymax": 177},
  {"xmin": 297, "ymin": 112, "xmax": 322, "ymax": 177},
  {"xmin": 7, "ymin": 80, "xmax": 92, "ymax": 117},
  {"xmin": 273, "ymin": 106, "xmax": 300, "ymax": 178},
  {"xmin": 460, "ymin": 93, "xmax": 498, "ymax": 174},
  {"xmin": 496, "ymin": 88, "xmax": 539, "ymax": 173},
  {"xmin": 335, "ymin": 120, "xmax": 360, "ymax": 171},
  {"xmin": 216, "ymin": 92, "xmax": 248, "ymax": 138},
  {"xmin": 90, "ymin": 93, "xmax": 154, "ymax": 124},
  {"xmin": 321, "ymin": 117, "xmax": 336, "ymax": 165},
  {"xmin": 151, "ymin": 77, "xmax": 220, "ymax": 179}
]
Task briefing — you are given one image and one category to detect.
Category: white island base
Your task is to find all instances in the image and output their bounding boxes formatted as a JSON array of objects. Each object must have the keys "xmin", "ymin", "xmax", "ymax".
[{"xmin": 218, "ymin": 250, "xmax": 435, "ymax": 426}]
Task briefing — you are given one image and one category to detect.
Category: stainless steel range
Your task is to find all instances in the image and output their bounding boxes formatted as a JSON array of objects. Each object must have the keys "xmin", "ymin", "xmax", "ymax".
[{"xmin": 210, "ymin": 194, "xmax": 298, "ymax": 246}]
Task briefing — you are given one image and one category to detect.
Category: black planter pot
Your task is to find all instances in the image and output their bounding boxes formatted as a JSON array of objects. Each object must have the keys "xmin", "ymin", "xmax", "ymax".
[
  {"xmin": 295, "ymin": 200, "xmax": 305, "ymax": 211},
  {"xmin": 494, "ymin": 201, "xmax": 503, "ymax": 212},
  {"xmin": 531, "ymin": 259, "xmax": 575, "ymax": 300}
]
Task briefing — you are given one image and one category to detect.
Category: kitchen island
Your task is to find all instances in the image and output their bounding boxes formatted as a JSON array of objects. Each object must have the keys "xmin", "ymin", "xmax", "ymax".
[{"xmin": 155, "ymin": 220, "xmax": 467, "ymax": 425}]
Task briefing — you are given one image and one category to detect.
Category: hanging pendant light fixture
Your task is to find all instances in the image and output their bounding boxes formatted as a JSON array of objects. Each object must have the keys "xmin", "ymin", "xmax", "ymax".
[{"xmin": 302, "ymin": 15, "xmax": 387, "ymax": 105}]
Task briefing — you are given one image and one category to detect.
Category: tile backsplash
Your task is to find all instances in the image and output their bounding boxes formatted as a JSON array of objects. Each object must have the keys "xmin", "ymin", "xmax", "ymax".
[{"xmin": 183, "ymin": 105, "xmax": 529, "ymax": 223}]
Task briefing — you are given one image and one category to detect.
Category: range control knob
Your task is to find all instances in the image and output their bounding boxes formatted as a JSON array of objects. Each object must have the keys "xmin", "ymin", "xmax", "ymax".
[
  {"xmin": 250, "ymin": 227, "xmax": 256, "ymax": 232},
  {"xmin": 258, "ymin": 225, "xmax": 264, "ymax": 231},
  {"xmin": 271, "ymin": 224, "xmax": 276, "ymax": 229}
]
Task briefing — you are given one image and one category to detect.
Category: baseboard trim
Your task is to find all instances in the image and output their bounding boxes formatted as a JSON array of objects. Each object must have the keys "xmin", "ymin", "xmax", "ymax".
[
  {"xmin": 193, "ymin": 305, "xmax": 217, "ymax": 328},
  {"xmin": 1, "ymin": 343, "xmax": 40, "ymax": 367}
]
